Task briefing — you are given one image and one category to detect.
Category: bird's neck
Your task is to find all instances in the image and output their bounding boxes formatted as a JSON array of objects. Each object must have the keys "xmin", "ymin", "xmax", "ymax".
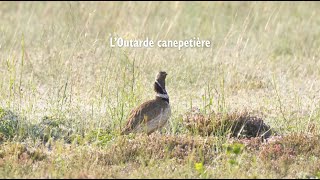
[
  {"xmin": 154, "ymin": 80, "xmax": 169, "ymax": 103},
  {"xmin": 156, "ymin": 93, "xmax": 169, "ymax": 103}
]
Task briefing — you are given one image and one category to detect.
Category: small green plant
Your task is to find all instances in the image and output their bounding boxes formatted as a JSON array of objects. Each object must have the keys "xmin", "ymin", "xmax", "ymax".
[
  {"xmin": 29, "ymin": 115, "xmax": 75, "ymax": 143},
  {"xmin": 224, "ymin": 142, "xmax": 244, "ymax": 166},
  {"xmin": 85, "ymin": 129, "xmax": 115, "ymax": 146},
  {"xmin": 0, "ymin": 108, "xmax": 19, "ymax": 140},
  {"xmin": 226, "ymin": 143, "xmax": 244, "ymax": 155}
]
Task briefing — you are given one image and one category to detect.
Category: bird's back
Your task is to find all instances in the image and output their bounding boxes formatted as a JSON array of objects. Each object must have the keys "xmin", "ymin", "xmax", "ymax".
[{"xmin": 121, "ymin": 98, "xmax": 171, "ymax": 135}]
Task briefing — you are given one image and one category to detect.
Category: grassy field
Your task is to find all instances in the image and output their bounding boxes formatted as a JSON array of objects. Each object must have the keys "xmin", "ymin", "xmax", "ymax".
[{"xmin": 1, "ymin": 1, "xmax": 320, "ymax": 178}]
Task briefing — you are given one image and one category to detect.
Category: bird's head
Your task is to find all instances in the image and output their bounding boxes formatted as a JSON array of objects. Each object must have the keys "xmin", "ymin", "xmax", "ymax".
[
  {"xmin": 154, "ymin": 71, "xmax": 168, "ymax": 94},
  {"xmin": 156, "ymin": 71, "xmax": 168, "ymax": 81}
]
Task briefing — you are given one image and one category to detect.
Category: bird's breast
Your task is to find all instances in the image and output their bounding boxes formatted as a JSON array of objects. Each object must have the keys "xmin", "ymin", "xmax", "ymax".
[
  {"xmin": 149, "ymin": 105, "xmax": 171, "ymax": 127},
  {"xmin": 135, "ymin": 105, "xmax": 171, "ymax": 133}
]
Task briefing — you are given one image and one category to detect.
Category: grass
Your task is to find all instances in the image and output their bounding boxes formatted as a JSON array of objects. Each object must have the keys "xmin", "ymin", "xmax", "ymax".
[{"xmin": 1, "ymin": 1, "xmax": 320, "ymax": 178}]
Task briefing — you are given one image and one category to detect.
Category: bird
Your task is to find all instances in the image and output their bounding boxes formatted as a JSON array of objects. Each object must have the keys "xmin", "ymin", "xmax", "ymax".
[{"xmin": 121, "ymin": 71, "xmax": 171, "ymax": 135}]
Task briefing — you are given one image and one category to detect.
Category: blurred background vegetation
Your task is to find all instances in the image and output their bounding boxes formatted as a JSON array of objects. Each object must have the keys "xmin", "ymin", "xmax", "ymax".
[{"xmin": 0, "ymin": 2, "xmax": 320, "ymax": 178}]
